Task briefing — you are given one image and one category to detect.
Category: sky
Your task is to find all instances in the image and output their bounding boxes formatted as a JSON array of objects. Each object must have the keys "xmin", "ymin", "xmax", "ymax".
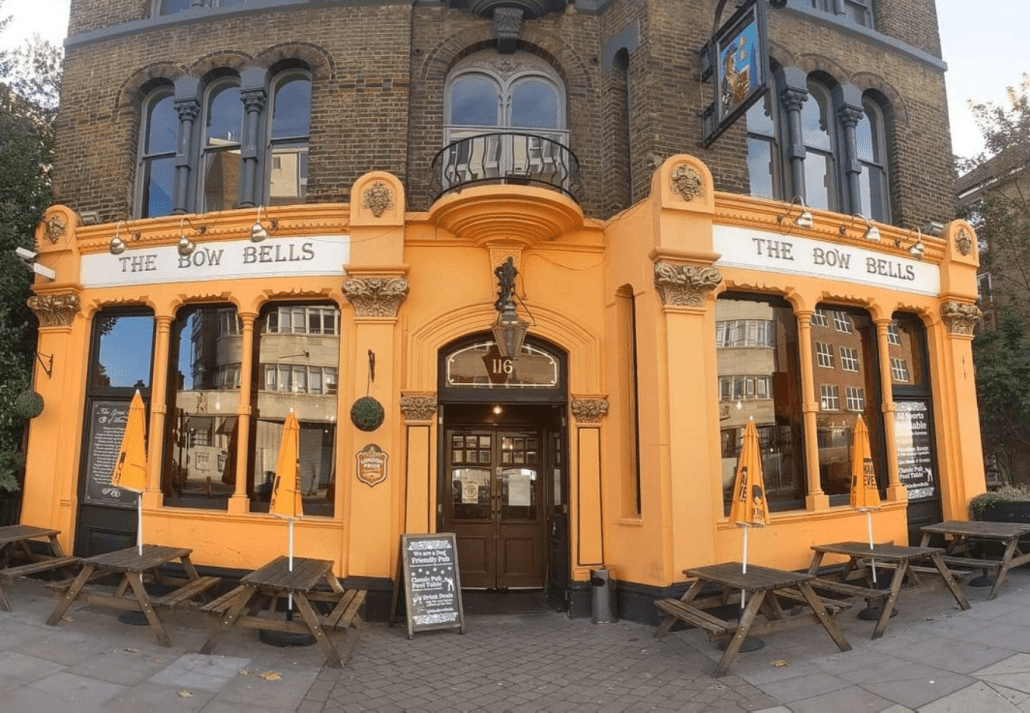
[{"xmin": 0, "ymin": 0, "xmax": 1024, "ymax": 162}]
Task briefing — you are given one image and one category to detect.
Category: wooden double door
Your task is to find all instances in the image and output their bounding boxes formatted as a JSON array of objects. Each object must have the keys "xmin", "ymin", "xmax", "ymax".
[{"xmin": 444, "ymin": 426, "xmax": 548, "ymax": 589}]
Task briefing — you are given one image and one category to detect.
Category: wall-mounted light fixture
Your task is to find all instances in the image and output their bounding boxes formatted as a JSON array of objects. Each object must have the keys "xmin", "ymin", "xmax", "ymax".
[
  {"xmin": 492, "ymin": 256, "xmax": 530, "ymax": 359},
  {"xmin": 110, "ymin": 220, "xmax": 126, "ymax": 255},
  {"xmin": 177, "ymin": 216, "xmax": 206, "ymax": 257},
  {"xmin": 251, "ymin": 205, "xmax": 269, "ymax": 242},
  {"xmin": 777, "ymin": 196, "xmax": 814, "ymax": 232},
  {"xmin": 909, "ymin": 229, "xmax": 926, "ymax": 260},
  {"xmin": 838, "ymin": 213, "xmax": 880, "ymax": 242}
]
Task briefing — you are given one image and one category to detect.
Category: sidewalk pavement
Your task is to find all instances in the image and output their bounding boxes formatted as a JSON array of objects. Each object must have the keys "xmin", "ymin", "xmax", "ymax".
[{"xmin": 2, "ymin": 567, "xmax": 1030, "ymax": 712}]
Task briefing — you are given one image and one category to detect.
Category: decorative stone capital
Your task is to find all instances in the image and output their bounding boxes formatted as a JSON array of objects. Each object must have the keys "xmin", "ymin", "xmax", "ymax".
[
  {"xmin": 956, "ymin": 228, "xmax": 973, "ymax": 256},
  {"xmin": 44, "ymin": 214, "xmax": 67, "ymax": 244},
  {"xmin": 941, "ymin": 301, "xmax": 981, "ymax": 336},
  {"xmin": 400, "ymin": 393, "xmax": 438, "ymax": 422},
  {"xmin": 570, "ymin": 397, "xmax": 608, "ymax": 424},
  {"xmin": 837, "ymin": 104, "xmax": 864, "ymax": 129},
  {"xmin": 653, "ymin": 262, "xmax": 722, "ymax": 307},
  {"xmin": 343, "ymin": 277, "xmax": 409, "ymax": 318},
  {"xmin": 28, "ymin": 293, "xmax": 80, "ymax": 328},
  {"xmin": 362, "ymin": 181, "xmax": 394, "ymax": 218},
  {"xmin": 241, "ymin": 88, "xmax": 267, "ymax": 114},
  {"xmin": 671, "ymin": 164, "xmax": 704, "ymax": 202},
  {"xmin": 780, "ymin": 86, "xmax": 808, "ymax": 114},
  {"xmin": 175, "ymin": 97, "xmax": 200, "ymax": 123}
]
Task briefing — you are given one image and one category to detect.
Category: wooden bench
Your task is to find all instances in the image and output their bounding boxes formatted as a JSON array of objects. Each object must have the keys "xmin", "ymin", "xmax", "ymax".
[
  {"xmin": 201, "ymin": 585, "xmax": 251, "ymax": 615},
  {"xmin": 808, "ymin": 577, "xmax": 890, "ymax": 606},
  {"xmin": 0, "ymin": 556, "xmax": 79, "ymax": 582},
  {"xmin": 773, "ymin": 587, "xmax": 853, "ymax": 615},
  {"xmin": 311, "ymin": 589, "xmax": 367, "ymax": 631},
  {"xmin": 654, "ymin": 598, "xmax": 731, "ymax": 639},
  {"xmin": 938, "ymin": 555, "xmax": 1002, "ymax": 575},
  {"xmin": 152, "ymin": 576, "xmax": 221, "ymax": 609}
]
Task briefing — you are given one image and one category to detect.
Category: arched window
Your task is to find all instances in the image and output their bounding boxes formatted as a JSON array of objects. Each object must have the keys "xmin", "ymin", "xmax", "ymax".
[
  {"xmin": 801, "ymin": 80, "xmax": 838, "ymax": 212},
  {"xmin": 267, "ymin": 73, "xmax": 311, "ymax": 205},
  {"xmin": 856, "ymin": 95, "xmax": 891, "ymax": 222},
  {"xmin": 746, "ymin": 88, "xmax": 780, "ymax": 200},
  {"xmin": 137, "ymin": 87, "xmax": 177, "ymax": 218},
  {"xmin": 200, "ymin": 78, "xmax": 243, "ymax": 212}
]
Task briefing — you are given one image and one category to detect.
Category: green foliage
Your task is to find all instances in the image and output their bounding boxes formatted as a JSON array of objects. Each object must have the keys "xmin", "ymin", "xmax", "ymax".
[
  {"xmin": 966, "ymin": 74, "xmax": 1030, "ymax": 487},
  {"xmin": 0, "ymin": 8, "xmax": 62, "ymax": 493},
  {"xmin": 350, "ymin": 397, "xmax": 385, "ymax": 432},
  {"xmin": 969, "ymin": 485, "xmax": 1030, "ymax": 520}
]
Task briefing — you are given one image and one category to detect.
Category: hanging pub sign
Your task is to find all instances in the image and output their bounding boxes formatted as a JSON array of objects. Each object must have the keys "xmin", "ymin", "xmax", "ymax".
[{"xmin": 701, "ymin": 0, "xmax": 770, "ymax": 147}]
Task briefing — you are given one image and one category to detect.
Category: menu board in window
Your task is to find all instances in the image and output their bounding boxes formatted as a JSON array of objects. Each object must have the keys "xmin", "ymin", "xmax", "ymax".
[
  {"xmin": 395, "ymin": 533, "xmax": 465, "ymax": 639},
  {"xmin": 895, "ymin": 400, "xmax": 936, "ymax": 501},
  {"xmin": 82, "ymin": 399, "xmax": 139, "ymax": 508}
]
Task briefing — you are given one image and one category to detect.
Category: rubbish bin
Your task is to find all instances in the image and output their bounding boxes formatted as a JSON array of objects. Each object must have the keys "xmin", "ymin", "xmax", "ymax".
[{"xmin": 590, "ymin": 566, "xmax": 617, "ymax": 624}]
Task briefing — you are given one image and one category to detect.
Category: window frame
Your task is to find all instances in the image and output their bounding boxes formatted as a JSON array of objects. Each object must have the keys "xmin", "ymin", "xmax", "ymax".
[{"xmin": 135, "ymin": 85, "xmax": 178, "ymax": 219}]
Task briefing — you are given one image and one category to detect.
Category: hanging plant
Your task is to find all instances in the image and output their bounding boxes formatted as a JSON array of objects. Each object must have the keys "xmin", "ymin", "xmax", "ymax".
[
  {"xmin": 12, "ymin": 390, "xmax": 44, "ymax": 420},
  {"xmin": 350, "ymin": 396, "xmax": 385, "ymax": 432}
]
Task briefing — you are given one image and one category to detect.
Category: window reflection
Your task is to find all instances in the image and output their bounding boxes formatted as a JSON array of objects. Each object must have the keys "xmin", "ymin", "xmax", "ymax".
[
  {"xmin": 888, "ymin": 313, "xmax": 926, "ymax": 388},
  {"xmin": 716, "ymin": 294, "xmax": 805, "ymax": 511},
  {"xmin": 269, "ymin": 75, "xmax": 310, "ymax": 205},
  {"xmin": 94, "ymin": 313, "xmax": 155, "ymax": 389},
  {"xmin": 811, "ymin": 305, "xmax": 883, "ymax": 496},
  {"xmin": 140, "ymin": 90, "xmax": 176, "ymax": 218},
  {"xmin": 163, "ymin": 305, "xmax": 241, "ymax": 509},
  {"xmin": 249, "ymin": 302, "xmax": 340, "ymax": 516},
  {"xmin": 202, "ymin": 81, "xmax": 242, "ymax": 212}
]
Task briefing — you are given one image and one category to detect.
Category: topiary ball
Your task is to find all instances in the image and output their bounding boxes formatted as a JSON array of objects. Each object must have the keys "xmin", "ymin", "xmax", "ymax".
[
  {"xmin": 350, "ymin": 396, "xmax": 384, "ymax": 432},
  {"xmin": 12, "ymin": 390, "xmax": 44, "ymax": 420}
]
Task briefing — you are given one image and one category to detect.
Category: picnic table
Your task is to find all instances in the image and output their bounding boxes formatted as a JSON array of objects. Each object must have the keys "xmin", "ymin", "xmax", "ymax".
[
  {"xmin": 919, "ymin": 520, "xmax": 1030, "ymax": 600},
  {"xmin": 45, "ymin": 544, "xmax": 219, "ymax": 646},
  {"xmin": 654, "ymin": 562, "xmax": 852, "ymax": 677},
  {"xmin": 808, "ymin": 541, "xmax": 970, "ymax": 639},
  {"xmin": 200, "ymin": 556, "xmax": 366, "ymax": 669},
  {"xmin": 0, "ymin": 525, "xmax": 79, "ymax": 611}
]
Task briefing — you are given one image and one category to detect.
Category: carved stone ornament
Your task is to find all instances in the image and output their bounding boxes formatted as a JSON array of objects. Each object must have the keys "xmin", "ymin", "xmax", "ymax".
[
  {"xmin": 44, "ymin": 214, "xmax": 66, "ymax": 244},
  {"xmin": 671, "ymin": 165, "xmax": 703, "ymax": 201},
  {"xmin": 570, "ymin": 398, "xmax": 609, "ymax": 424},
  {"xmin": 27, "ymin": 293, "xmax": 80, "ymax": 328},
  {"xmin": 653, "ymin": 262, "xmax": 722, "ymax": 307},
  {"xmin": 342, "ymin": 277, "xmax": 409, "ymax": 318},
  {"xmin": 956, "ymin": 228, "xmax": 973, "ymax": 256},
  {"xmin": 400, "ymin": 394, "xmax": 438, "ymax": 422},
  {"xmin": 941, "ymin": 301, "xmax": 982, "ymax": 336},
  {"xmin": 361, "ymin": 181, "xmax": 394, "ymax": 218},
  {"xmin": 493, "ymin": 7, "xmax": 523, "ymax": 53}
]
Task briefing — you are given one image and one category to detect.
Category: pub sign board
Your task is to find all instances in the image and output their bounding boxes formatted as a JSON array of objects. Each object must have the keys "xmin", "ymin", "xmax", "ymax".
[
  {"xmin": 398, "ymin": 533, "xmax": 465, "ymax": 639},
  {"xmin": 702, "ymin": 0, "xmax": 770, "ymax": 147}
]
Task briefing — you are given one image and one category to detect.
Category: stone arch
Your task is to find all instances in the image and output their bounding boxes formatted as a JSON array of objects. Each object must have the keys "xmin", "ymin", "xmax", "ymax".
[{"xmin": 254, "ymin": 42, "xmax": 335, "ymax": 81}]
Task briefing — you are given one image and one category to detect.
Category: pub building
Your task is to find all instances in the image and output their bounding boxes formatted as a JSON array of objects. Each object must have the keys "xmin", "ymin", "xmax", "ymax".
[{"xmin": 19, "ymin": 0, "xmax": 984, "ymax": 621}]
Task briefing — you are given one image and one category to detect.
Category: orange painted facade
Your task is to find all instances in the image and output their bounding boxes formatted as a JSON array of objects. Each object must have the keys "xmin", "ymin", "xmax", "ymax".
[{"xmin": 21, "ymin": 156, "xmax": 986, "ymax": 618}]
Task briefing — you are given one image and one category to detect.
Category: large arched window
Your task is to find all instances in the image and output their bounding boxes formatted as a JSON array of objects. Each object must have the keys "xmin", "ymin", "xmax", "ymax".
[
  {"xmin": 801, "ymin": 80, "xmax": 838, "ymax": 212},
  {"xmin": 200, "ymin": 78, "xmax": 243, "ymax": 212},
  {"xmin": 856, "ymin": 94, "xmax": 891, "ymax": 222},
  {"xmin": 136, "ymin": 86, "xmax": 177, "ymax": 219},
  {"xmin": 443, "ymin": 50, "xmax": 567, "ymax": 185},
  {"xmin": 267, "ymin": 73, "xmax": 311, "ymax": 205},
  {"xmin": 746, "ymin": 88, "xmax": 780, "ymax": 200}
]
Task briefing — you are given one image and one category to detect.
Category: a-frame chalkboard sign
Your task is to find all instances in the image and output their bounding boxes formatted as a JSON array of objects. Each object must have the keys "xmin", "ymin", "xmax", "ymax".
[{"xmin": 391, "ymin": 533, "xmax": 465, "ymax": 639}]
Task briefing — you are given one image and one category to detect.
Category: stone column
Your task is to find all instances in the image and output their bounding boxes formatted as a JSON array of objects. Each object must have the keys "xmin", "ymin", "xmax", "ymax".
[
  {"xmin": 795, "ymin": 309, "xmax": 828, "ymax": 509},
  {"xmin": 874, "ymin": 318, "xmax": 906, "ymax": 500},
  {"xmin": 228, "ymin": 311, "xmax": 257, "ymax": 513}
]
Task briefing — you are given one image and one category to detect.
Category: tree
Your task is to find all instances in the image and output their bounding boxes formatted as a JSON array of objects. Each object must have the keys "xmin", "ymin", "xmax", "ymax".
[
  {"xmin": 0, "ymin": 2, "xmax": 62, "ymax": 493},
  {"xmin": 961, "ymin": 75, "xmax": 1030, "ymax": 486}
]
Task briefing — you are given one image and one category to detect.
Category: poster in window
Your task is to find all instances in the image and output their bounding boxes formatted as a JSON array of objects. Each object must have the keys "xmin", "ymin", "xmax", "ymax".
[
  {"xmin": 82, "ymin": 400, "xmax": 139, "ymax": 509},
  {"xmin": 894, "ymin": 400, "xmax": 936, "ymax": 500}
]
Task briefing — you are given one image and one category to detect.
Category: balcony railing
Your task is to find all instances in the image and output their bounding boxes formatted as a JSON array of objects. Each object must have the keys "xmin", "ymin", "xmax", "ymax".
[{"xmin": 430, "ymin": 132, "xmax": 582, "ymax": 204}]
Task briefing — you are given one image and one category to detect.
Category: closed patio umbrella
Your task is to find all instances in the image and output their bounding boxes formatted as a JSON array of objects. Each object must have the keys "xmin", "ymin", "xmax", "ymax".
[
  {"xmin": 270, "ymin": 410, "xmax": 303, "ymax": 570},
  {"xmin": 112, "ymin": 390, "xmax": 148, "ymax": 555},
  {"xmin": 850, "ymin": 416, "xmax": 881, "ymax": 583},
  {"xmin": 729, "ymin": 418, "xmax": 769, "ymax": 606}
]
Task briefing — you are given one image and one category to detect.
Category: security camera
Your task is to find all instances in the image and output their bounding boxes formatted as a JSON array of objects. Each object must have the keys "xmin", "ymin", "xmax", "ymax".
[
  {"xmin": 13, "ymin": 247, "xmax": 55, "ymax": 281},
  {"xmin": 15, "ymin": 247, "xmax": 37, "ymax": 265}
]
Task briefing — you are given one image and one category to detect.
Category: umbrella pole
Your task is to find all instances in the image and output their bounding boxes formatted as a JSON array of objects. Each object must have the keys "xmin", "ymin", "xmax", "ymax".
[
  {"xmin": 288, "ymin": 519, "xmax": 295, "ymax": 612},
  {"xmin": 137, "ymin": 497, "xmax": 143, "ymax": 556},
  {"xmin": 741, "ymin": 526, "xmax": 749, "ymax": 609},
  {"xmin": 866, "ymin": 510, "xmax": 877, "ymax": 585}
]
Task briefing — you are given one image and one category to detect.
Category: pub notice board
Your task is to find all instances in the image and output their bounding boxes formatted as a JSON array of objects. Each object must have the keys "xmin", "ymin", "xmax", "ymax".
[{"xmin": 395, "ymin": 533, "xmax": 465, "ymax": 639}]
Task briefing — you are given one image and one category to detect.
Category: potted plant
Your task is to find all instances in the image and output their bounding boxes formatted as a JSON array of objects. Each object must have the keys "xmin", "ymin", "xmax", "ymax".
[
  {"xmin": 350, "ymin": 396, "xmax": 385, "ymax": 432},
  {"xmin": 969, "ymin": 485, "xmax": 1030, "ymax": 523}
]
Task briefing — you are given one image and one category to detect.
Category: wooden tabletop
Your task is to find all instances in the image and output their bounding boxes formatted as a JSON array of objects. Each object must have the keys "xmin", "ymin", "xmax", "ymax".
[
  {"xmin": 0, "ymin": 525, "xmax": 60, "ymax": 547},
  {"xmin": 921, "ymin": 521, "xmax": 1030, "ymax": 539},
  {"xmin": 242, "ymin": 556, "xmax": 334, "ymax": 593},
  {"xmin": 812, "ymin": 541, "xmax": 943, "ymax": 561},
  {"xmin": 84, "ymin": 545, "xmax": 192, "ymax": 573},
  {"xmin": 683, "ymin": 562, "xmax": 814, "ymax": 592}
]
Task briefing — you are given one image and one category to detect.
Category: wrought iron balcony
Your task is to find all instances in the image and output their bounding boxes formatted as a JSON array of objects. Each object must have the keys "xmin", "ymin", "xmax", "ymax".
[{"xmin": 430, "ymin": 132, "xmax": 582, "ymax": 204}]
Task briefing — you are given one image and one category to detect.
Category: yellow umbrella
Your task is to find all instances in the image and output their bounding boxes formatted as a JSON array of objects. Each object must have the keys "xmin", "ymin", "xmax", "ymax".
[
  {"xmin": 112, "ymin": 390, "xmax": 147, "ymax": 554},
  {"xmin": 269, "ymin": 410, "xmax": 303, "ymax": 571},
  {"xmin": 849, "ymin": 416, "xmax": 881, "ymax": 582},
  {"xmin": 729, "ymin": 418, "xmax": 769, "ymax": 576}
]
